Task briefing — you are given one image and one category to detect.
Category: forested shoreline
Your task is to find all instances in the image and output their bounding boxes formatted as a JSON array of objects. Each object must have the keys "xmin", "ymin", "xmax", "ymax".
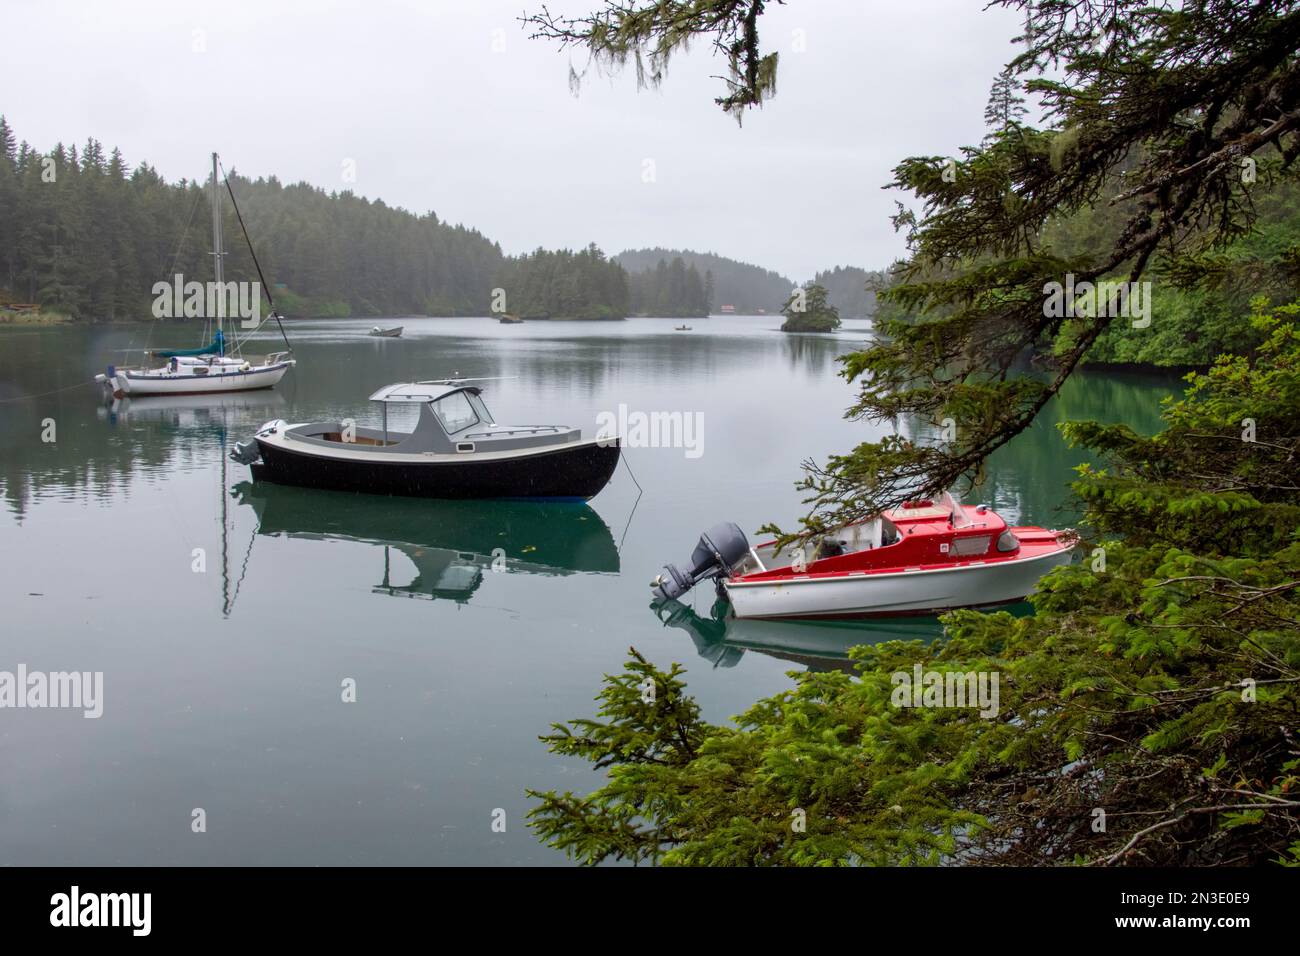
[
  {"xmin": 0, "ymin": 118, "xmax": 863, "ymax": 325},
  {"xmin": 3, "ymin": 111, "xmax": 1291, "ymax": 368}
]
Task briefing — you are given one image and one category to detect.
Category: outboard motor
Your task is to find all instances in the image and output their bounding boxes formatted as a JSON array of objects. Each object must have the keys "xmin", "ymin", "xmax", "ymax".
[
  {"xmin": 229, "ymin": 419, "xmax": 285, "ymax": 466},
  {"xmin": 229, "ymin": 440, "xmax": 261, "ymax": 465},
  {"xmin": 651, "ymin": 522, "xmax": 751, "ymax": 601}
]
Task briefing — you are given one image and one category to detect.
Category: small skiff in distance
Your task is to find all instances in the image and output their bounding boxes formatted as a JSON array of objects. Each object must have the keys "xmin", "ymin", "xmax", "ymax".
[
  {"xmin": 230, "ymin": 379, "xmax": 620, "ymax": 501},
  {"xmin": 674, "ymin": 325, "xmax": 692, "ymax": 331},
  {"xmin": 369, "ymin": 326, "xmax": 403, "ymax": 337},
  {"xmin": 498, "ymin": 313, "xmax": 524, "ymax": 324},
  {"xmin": 652, "ymin": 492, "xmax": 1075, "ymax": 620}
]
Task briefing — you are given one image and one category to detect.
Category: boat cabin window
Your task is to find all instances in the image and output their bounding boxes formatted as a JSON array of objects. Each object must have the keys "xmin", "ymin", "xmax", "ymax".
[
  {"xmin": 466, "ymin": 392, "xmax": 494, "ymax": 425},
  {"xmin": 430, "ymin": 392, "xmax": 480, "ymax": 434},
  {"xmin": 880, "ymin": 517, "xmax": 900, "ymax": 546},
  {"xmin": 950, "ymin": 535, "xmax": 991, "ymax": 557}
]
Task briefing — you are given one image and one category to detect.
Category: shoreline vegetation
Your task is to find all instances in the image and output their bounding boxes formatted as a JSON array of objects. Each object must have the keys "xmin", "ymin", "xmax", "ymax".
[{"xmin": 0, "ymin": 303, "xmax": 72, "ymax": 325}]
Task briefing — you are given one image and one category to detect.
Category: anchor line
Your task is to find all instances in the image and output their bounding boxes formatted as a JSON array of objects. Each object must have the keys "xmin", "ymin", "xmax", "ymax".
[
  {"xmin": 0, "ymin": 378, "xmax": 101, "ymax": 403},
  {"xmin": 615, "ymin": 448, "xmax": 644, "ymax": 555}
]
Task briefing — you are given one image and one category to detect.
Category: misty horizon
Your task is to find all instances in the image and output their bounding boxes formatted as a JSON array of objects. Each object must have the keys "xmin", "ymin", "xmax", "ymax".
[{"xmin": 5, "ymin": 0, "xmax": 1026, "ymax": 281}]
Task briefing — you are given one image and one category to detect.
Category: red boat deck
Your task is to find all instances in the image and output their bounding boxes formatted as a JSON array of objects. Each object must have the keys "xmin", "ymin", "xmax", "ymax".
[{"xmin": 738, "ymin": 503, "xmax": 1072, "ymax": 584}]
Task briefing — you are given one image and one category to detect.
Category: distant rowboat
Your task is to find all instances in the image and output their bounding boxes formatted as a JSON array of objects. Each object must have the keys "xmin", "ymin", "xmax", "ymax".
[{"xmin": 369, "ymin": 326, "xmax": 403, "ymax": 338}]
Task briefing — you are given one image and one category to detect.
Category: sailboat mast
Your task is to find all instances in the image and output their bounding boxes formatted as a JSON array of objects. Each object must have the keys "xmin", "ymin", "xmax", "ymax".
[{"xmin": 210, "ymin": 151, "xmax": 225, "ymax": 350}]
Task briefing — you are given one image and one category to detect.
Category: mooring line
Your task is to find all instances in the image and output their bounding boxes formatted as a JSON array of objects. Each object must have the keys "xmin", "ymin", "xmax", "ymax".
[
  {"xmin": 0, "ymin": 378, "xmax": 100, "ymax": 403},
  {"xmin": 616, "ymin": 449, "xmax": 644, "ymax": 555}
]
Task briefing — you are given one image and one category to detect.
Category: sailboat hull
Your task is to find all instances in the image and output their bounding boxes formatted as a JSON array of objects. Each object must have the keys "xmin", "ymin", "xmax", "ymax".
[{"xmin": 111, "ymin": 360, "xmax": 294, "ymax": 397}]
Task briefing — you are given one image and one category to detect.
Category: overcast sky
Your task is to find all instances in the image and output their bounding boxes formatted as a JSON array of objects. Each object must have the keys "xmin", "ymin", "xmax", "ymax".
[{"xmin": 6, "ymin": 0, "xmax": 1026, "ymax": 280}]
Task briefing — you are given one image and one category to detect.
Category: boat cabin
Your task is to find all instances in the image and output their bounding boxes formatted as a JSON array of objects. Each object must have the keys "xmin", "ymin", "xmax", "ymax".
[
  {"xmin": 736, "ymin": 491, "xmax": 1024, "ymax": 581},
  {"xmin": 281, "ymin": 382, "xmax": 583, "ymax": 456}
]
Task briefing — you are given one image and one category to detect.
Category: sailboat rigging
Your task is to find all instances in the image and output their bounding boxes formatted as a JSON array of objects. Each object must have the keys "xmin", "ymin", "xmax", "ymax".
[{"xmin": 95, "ymin": 152, "xmax": 296, "ymax": 398}]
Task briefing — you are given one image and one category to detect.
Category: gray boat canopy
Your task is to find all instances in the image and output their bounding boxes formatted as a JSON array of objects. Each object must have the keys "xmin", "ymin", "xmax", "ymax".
[{"xmin": 368, "ymin": 382, "xmax": 481, "ymax": 404}]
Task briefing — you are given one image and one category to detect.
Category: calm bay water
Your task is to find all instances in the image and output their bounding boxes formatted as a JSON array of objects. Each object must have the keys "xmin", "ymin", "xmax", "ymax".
[{"xmin": 0, "ymin": 316, "xmax": 1182, "ymax": 865}]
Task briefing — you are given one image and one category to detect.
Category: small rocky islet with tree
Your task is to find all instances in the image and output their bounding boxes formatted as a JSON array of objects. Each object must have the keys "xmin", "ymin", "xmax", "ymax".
[{"xmin": 779, "ymin": 282, "xmax": 841, "ymax": 332}]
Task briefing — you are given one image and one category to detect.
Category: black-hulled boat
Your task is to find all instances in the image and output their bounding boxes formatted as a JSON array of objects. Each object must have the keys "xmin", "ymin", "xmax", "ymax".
[{"xmin": 230, "ymin": 380, "xmax": 620, "ymax": 500}]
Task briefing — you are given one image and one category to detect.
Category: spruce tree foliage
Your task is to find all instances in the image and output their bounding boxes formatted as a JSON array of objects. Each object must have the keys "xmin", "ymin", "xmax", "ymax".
[
  {"xmin": 984, "ymin": 65, "xmax": 1028, "ymax": 135},
  {"xmin": 528, "ymin": 301, "xmax": 1300, "ymax": 866},
  {"xmin": 525, "ymin": 0, "xmax": 1300, "ymax": 545},
  {"xmin": 779, "ymin": 282, "xmax": 840, "ymax": 331},
  {"xmin": 1049, "ymin": 173, "xmax": 1300, "ymax": 366},
  {"xmin": 871, "ymin": 169, "xmax": 1300, "ymax": 367}
]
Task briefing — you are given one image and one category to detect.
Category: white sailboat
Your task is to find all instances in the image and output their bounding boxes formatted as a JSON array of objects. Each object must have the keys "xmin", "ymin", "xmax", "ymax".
[{"xmin": 96, "ymin": 153, "xmax": 295, "ymax": 398}]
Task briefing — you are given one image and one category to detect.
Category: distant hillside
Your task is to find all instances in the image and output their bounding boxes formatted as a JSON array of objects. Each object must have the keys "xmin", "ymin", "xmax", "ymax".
[
  {"xmin": 614, "ymin": 248, "xmax": 793, "ymax": 314},
  {"xmin": 0, "ymin": 118, "xmax": 890, "ymax": 324},
  {"xmin": 0, "ymin": 122, "xmax": 504, "ymax": 319},
  {"xmin": 812, "ymin": 265, "xmax": 885, "ymax": 319},
  {"xmin": 624, "ymin": 254, "xmax": 709, "ymax": 318}
]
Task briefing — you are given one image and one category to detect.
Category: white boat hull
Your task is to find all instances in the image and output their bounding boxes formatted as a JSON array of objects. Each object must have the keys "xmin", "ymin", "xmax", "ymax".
[
  {"xmin": 109, "ymin": 361, "xmax": 294, "ymax": 396},
  {"xmin": 724, "ymin": 545, "xmax": 1074, "ymax": 620}
]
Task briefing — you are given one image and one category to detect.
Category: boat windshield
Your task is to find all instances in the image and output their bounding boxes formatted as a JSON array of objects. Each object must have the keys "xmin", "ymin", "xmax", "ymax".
[
  {"xmin": 940, "ymin": 490, "xmax": 972, "ymax": 527},
  {"xmin": 430, "ymin": 392, "xmax": 480, "ymax": 434},
  {"xmin": 466, "ymin": 392, "xmax": 494, "ymax": 425}
]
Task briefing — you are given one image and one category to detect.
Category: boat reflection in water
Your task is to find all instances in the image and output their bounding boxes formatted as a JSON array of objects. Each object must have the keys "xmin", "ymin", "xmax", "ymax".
[
  {"xmin": 651, "ymin": 597, "xmax": 1032, "ymax": 672},
  {"xmin": 234, "ymin": 482, "xmax": 620, "ymax": 604},
  {"xmin": 98, "ymin": 391, "xmax": 288, "ymax": 428}
]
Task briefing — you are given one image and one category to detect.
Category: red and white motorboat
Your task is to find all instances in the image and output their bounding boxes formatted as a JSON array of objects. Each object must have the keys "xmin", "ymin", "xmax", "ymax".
[{"xmin": 651, "ymin": 492, "xmax": 1075, "ymax": 620}]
